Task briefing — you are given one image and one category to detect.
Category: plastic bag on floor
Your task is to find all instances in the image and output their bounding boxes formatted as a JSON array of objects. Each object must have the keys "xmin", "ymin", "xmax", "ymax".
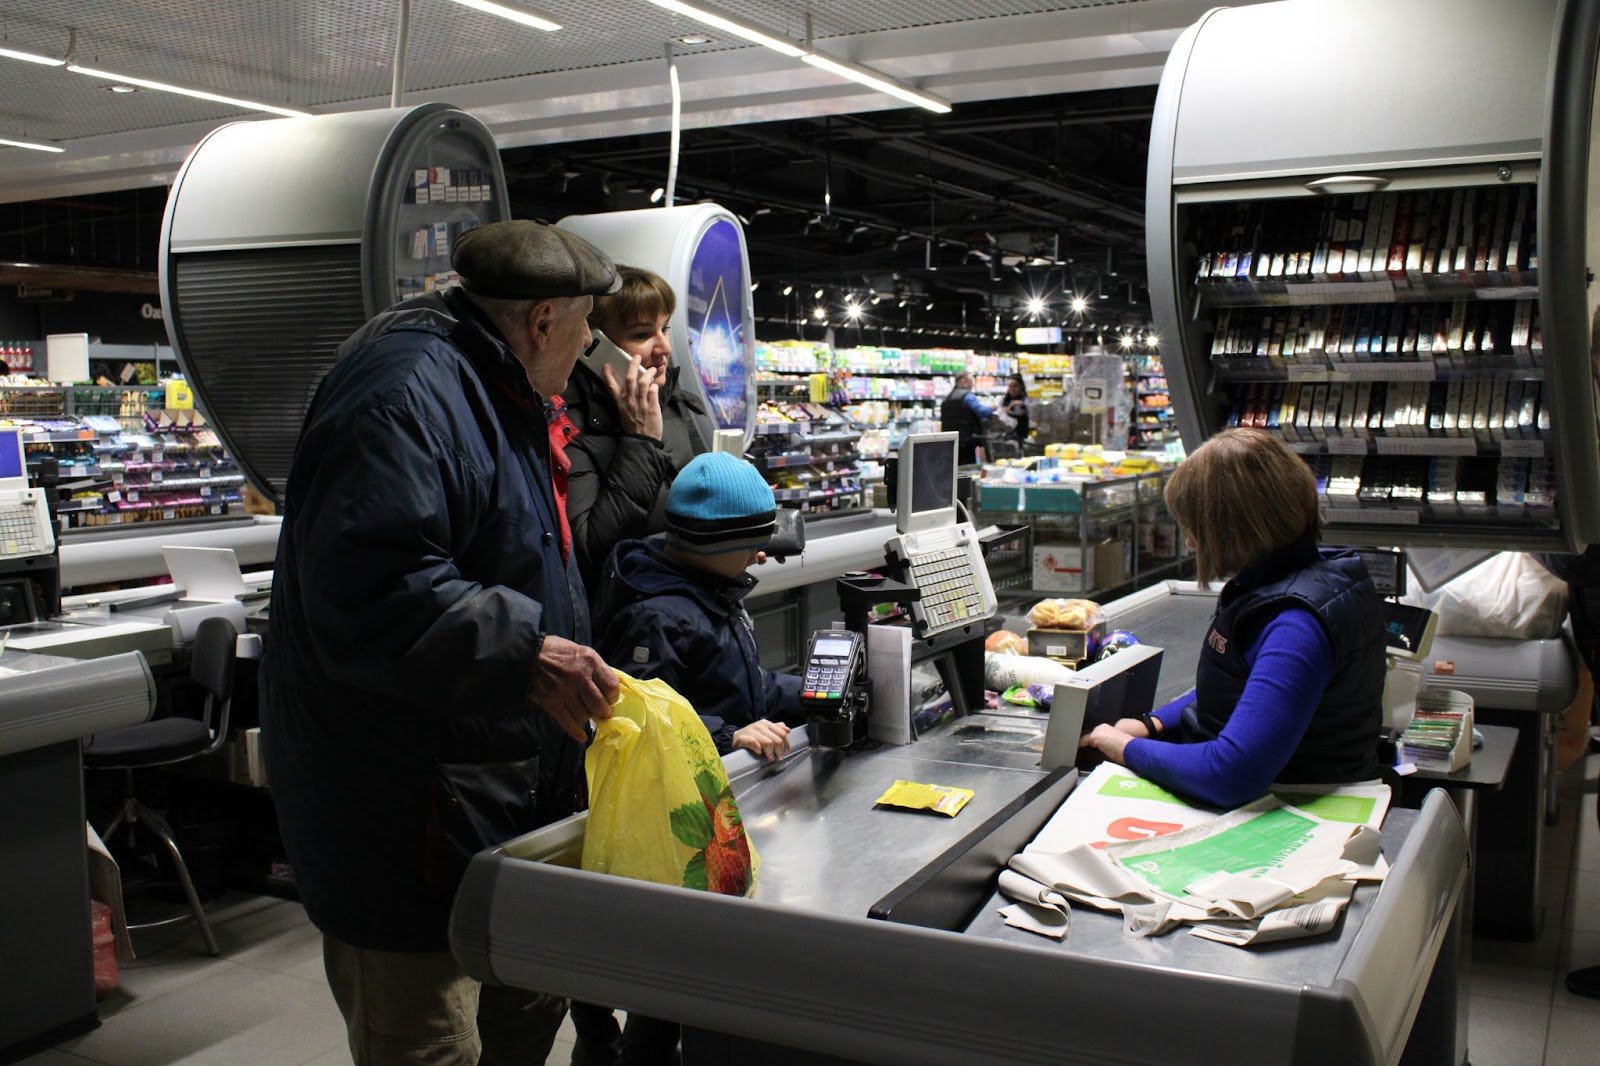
[
  {"xmin": 1402, "ymin": 552, "xmax": 1567, "ymax": 639},
  {"xmin": 582, "ymin": 674, "xmax": 760, "ymax": 896}
]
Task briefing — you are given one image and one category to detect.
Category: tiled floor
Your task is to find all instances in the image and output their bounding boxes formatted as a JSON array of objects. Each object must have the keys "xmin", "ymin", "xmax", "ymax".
[{"xmin": 18, "ymin": 758, "xmax": 1600, "ymax": 1066}]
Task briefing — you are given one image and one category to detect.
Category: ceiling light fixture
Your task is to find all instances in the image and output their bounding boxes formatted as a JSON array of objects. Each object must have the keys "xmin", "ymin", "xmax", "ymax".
[
  {"xmin": 105, "ymin": 84, "xmax": 138, "ymax": 93},
  {"xmin": 642, "ymin": 0, "xmax": 805, "ymax": 57},
  {"xmin": 650, "ymin": 187, "xmax": 665, "ymax": 203},
  {"xmin": 846, "ymin": 303, "xmax": 863, "ymax": 321},
  {"xmin": 0, "ymin": 46, "xmax": 64, "ymax": 66},
  {"xmin": 812, "ymin": 305, "xmax": 827, "ymax": 320},
  {"xmin": 444, "ymin": 0, "xmax": 562, "ymax": 31},
  {"xmin": 750, "ymin": 280, "xmax": 760, "ymax": 291},
  {"xmin": 0, "ymin": 136, "xmax": 64, "ymax": 153},
  {"xmin": 1026, "ymin": 296, "xmax": 1044, "ymax": 316},
  {"xmin": 675, "ymin": 33, "xmax": 713, "ymax": 44},
  {"xmin": 1070, "ymin": 296, "xmax": 1088, "ymax": 314},
  {"xmin": 813, "ymin": 288, "xmax": 825, "ymax": 299},
  {"xmin": 65, "ymin": 65, "xmax": 311, "ymax": 117},
  {"xmin": 924, "ymin": 301, "xmax": 934, "ymax": 311},
  {"xmin": 781, "ymin": 284, "xmax": 793, "ymax": 296}
]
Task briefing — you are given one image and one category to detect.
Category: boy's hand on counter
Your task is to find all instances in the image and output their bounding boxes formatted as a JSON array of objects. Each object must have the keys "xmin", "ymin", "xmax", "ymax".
[
  {"xmin": 530, "ymin": 636, "xmax": 618, "ymax": 742},
  {"xmin": 733, "ymin": 719, "xmax": 791, "ymax": 761},
  {"xmin": 1080, "ymin": 723, "xmax": 1132, "ymax": 766}
]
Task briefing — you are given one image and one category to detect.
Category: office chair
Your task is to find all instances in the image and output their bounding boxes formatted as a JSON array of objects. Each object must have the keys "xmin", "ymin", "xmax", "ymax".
[{"xmin": 83, "ymin": 616, "xmax": 238, "ymax": 956}]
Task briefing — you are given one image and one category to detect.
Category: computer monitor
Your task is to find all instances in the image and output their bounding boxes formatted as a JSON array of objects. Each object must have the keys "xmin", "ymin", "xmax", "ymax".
[
  {"xmin": 1381, "ymin": 601, "xmax": 1436, "ymax": 661},
  {"xmin": 1041, "ymin": 643, "xmax": 1164, "ymax": 770},
  {"xmin": 0, "ymin": 428, "xmax": 27, "ymax": 489},
  {"xmin": 895, "ymin": 431, "xmax": 958, "ymax": 534}
]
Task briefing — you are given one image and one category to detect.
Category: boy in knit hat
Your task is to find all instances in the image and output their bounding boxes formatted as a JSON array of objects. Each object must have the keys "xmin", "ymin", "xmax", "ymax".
[{"xmin": 594, "ymin": 451, "xmax": 804, "ymax": 761}]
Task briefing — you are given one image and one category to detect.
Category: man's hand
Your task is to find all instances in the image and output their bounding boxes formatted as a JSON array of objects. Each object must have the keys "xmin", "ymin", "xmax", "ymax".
[
  {"xmin": 1079, "ymin": 723, "xmax": 1134, "ymax": 765},
  {"xmin": 529, "ymin": 635, "xmax": 618, "ymax": 742},
  {"xmin": 732, "ymin": 719, "xmax": 791, "ymax": 761},
  {"xmin": 602, "ymin": 355, "xmax": 664, "ymax": 440}
]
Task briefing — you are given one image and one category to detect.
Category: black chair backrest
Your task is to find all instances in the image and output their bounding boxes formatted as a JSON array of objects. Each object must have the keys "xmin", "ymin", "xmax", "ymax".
[{"xmin": 191, "ymin": 616, "xmax": 237, "ymax": 750}]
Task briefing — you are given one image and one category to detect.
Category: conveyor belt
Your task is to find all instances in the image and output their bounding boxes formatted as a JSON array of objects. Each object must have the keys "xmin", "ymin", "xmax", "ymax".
[{"xmin": 1101, "ymin": 584, "xmax": 1217, "ymax": 707}]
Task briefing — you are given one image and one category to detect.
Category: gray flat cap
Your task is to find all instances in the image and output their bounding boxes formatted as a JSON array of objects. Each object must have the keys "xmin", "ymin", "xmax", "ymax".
[{"xmin": 452, "ymin": 220, "xmax": 622, "ymax": 300}]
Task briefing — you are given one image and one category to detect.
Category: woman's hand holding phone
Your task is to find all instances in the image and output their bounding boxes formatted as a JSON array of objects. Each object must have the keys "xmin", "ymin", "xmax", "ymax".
[{"xmin": 604, "ymin": 353, "xmax": 664, "ymax": 441}]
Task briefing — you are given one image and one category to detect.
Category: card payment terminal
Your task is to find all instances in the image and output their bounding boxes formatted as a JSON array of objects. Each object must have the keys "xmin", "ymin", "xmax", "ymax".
[{"xmin": 801, "ymin": 628, "xmax": 865, "ymax": 707}]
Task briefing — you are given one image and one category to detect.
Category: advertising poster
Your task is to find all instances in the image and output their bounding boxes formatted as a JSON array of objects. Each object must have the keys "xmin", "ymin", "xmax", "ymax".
[{"xmin": 686, "ymin": 218, "xmax": 752, "ymax": 432}]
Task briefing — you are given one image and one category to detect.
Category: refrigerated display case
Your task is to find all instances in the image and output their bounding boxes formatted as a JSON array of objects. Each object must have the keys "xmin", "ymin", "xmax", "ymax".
[
  {"xmin": 160, "ymin": 104, "xmax": 510, "ymax": 502},
  {"xmin": 1146, "ymin": 0, "xmax": 1600, "ymax": 551}
]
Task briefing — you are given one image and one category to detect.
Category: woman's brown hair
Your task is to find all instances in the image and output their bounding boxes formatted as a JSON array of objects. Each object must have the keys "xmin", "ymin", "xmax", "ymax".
[
  {"xmin": 588, "ymin": 265, "xmax": 676, "ymax": 339},
  {"xmin": 1163, "ymin": 427, "xmax": 1320, "ymax": 586}
]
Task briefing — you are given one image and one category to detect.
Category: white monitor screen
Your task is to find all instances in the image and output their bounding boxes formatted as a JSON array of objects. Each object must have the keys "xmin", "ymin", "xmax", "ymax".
[{"xmin": 909, "ymin": 438, "xmax": 955, "ymax": 514}]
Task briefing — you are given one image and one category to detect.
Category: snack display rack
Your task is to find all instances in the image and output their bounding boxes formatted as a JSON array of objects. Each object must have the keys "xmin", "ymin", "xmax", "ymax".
[
  {"xmin": 749, "ymin": 401, "xmax": 866, "ymax": 520},
  {"xmin": 1, "ymin": 383, "xmax": 243, "ymax": 532},
  {"xmin": 1129, "ymin": 353, "xmax": 1176, "ymax": 448}
]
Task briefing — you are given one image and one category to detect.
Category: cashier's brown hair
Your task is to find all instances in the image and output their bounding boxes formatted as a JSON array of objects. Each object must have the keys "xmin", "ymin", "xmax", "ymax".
[
  {"xmin": 1163, "ymin": 427, "xmax": 1320, "ymax": 587},
  {"xmin": 589, "ymin": 266, "xmax": 676, "ymax": 338}
]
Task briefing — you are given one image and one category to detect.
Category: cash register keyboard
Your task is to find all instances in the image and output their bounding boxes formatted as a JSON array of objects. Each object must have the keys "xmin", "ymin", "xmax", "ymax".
[
  {"xmin": 892, "ymin": 522, "xmax": 998, "ymax": 638},
  {"xmin": 0, "ymin": 495, "xmax": 48, "ymax": 559}
]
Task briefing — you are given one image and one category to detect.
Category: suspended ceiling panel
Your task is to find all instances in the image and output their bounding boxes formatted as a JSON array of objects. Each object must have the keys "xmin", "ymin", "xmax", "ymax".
[{"xmin": 0, "ymin": 0, "xmax": 1244, "ymax": 201}]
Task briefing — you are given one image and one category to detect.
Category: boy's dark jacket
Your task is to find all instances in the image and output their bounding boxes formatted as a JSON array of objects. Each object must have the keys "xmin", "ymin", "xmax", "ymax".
[{"xmin": 596, "ymin": 539, "xmax": 803, "ymax": 752}]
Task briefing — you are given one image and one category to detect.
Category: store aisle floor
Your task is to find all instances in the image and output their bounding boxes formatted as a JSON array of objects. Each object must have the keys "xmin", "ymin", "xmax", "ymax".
[{"xmin": 18, "ymin": 756, "xmax": 1600, "ymax": 1066}]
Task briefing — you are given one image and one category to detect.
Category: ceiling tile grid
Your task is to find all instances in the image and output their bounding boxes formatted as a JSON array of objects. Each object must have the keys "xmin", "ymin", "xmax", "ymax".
[{"xmin": 0, "ymin": 0, "xmax": 1130, "ymax": 143}]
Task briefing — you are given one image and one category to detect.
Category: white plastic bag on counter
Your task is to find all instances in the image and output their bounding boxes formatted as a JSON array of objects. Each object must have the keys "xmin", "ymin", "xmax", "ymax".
[
  {"xmin": 1401, "ymin": 552, "xmax": 1567, "ymax": 639},
  {"xmin": 984, "ymin": 652, "xmax": 1078, "ymax": 692}
]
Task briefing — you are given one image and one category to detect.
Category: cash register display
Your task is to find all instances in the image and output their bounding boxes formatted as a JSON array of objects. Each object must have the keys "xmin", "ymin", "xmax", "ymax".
[{"xmin": 896, "ymin": 432, "xmax": 958, "ymax": 535}]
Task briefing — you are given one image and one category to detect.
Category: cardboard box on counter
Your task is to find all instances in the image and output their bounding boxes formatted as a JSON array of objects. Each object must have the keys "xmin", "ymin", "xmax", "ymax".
[{"xmin": 1033, "ymin": 544, "xmax": 1092, "ymax": 593}]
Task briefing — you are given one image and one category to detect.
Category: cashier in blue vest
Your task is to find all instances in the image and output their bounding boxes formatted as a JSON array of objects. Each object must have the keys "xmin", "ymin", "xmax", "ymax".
[{"xmin": 1079, "ymin": 427, "xmax": 1385, "ymax": 808}]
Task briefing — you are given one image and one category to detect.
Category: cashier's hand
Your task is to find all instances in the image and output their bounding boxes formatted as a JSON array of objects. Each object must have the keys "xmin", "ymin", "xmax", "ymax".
[
  {"xmin": 733, "ymin": 719, "xmax": 791, "ymax": 761},
  {"xmin": 604, "ymin": 355, "xmax": 664, "ymax": 441},
  {"xmin": 1080, "ymin": 723, "xmax": 1133, "ymax": 766},
  {"xmin": 529, "ymin": 635, "xmax": 618, "ymax": 742},
  {"xmin": 1113, "ymin": 717, "xmax": 1153, "ymax": 739}
]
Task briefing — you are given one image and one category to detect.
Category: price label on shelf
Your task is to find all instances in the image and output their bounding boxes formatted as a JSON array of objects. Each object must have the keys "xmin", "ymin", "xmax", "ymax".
[
  {"xmin": 127, "ymin": 490, "xmax": 140, "ymax": 503},
  {"xmin": 163, "ymin": 508, "xmax": 176, "ymax": 520},
  {"xmin": 153, "ymin": 449, "xmax": 164, "ymax": 463},
  {"xmin": 1499, "ymin": 440, "xmax": 1545, "ymax": 458},
  {"xmin": 151, "ymin": 470, "xmax": 163, "ymax": 483},
  {"xmin": 201, "ymin": 486, "xmax": 212, "ymax": 498},
  {"xmin": 1287, "ymin": 365, "xmax": 1329, "ymax": 382},
  {"xmin": 1325, "ymin": 437, "xmax": 1369, "ymax": 455},
  {"xmin": 107, "ymin": 490, "xmax": 121, "ymax": 504}
]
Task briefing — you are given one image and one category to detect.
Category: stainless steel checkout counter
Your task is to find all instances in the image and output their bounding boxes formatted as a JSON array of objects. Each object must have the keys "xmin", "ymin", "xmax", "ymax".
[{"xmin": 451, "ymin": 693, "xmax": 1469, "ymax": 1065}]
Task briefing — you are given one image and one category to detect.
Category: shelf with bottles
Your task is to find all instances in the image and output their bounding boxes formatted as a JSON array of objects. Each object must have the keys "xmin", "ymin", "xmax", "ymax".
[
  {"xmin": 0, "ymin": 341, "xmax": 40, "ymax": 375},
  {"xmin": 1191, "ymin": 185, "xmax": 1538, "ymax": 308}
]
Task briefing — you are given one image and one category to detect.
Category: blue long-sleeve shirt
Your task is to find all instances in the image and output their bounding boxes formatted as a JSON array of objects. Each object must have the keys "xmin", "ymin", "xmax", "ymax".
[
  {"xmin": 963, "ymin": 391, "xmax": 994, "ymax": 419},
  {"xmin": 1123, "ymin": 606, "xmax": 1333, "ymax": 808}
]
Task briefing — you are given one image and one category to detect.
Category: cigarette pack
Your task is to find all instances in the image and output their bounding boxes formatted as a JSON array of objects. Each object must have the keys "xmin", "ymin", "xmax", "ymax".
[
  {"xmin": 1353, "ymin": 383, "xmax": 1373, "ymax": 437},
  {"xmin": 1444, "ymin": 381, "xmax": 1463, "ymax": 435},
  {"xmin": 1387, "ymin": 192, "xmax": 1413, "ymax": 278},
  {"xmin": 1342, "ymin": 195, "xmax": 1368, "ymax": 277},
  {"xmin": 1472, "ymin": 187, "xmax": 1496, "ymax": 275},
  {"xmin": 1365, "ymin": 192, "xmax": 1397, "ymax": 281},
  {"xmin": 1488, "ymin": 378, "xmax": 1509, "ymax": 440},
  {"xmin": 1428, "ymin": 382, "xmax": 1447, "ymax": 435},
  {"xmin": 1452, "ymin": 188, "xmax": 1476, "ymax": 275},
  {"xmin": 1505, "ymin": 185, "xmax": 1531, "ymax": 283},
  {"xmin": 1439, "ymin": 189, "xmax": 1464, "ymax": 276}
]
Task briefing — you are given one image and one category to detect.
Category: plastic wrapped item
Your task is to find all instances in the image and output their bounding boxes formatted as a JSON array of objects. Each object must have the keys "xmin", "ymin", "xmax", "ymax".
[
  {"xmin": 984, "ymin": 652, "xmax": 1078, "ymax": 692},
  {"xmin": 583, "ymin": 675, "xmax": 760, "ymax": 896},
  {"xmin": 91, "ymin": 900, "xmax": 118, "ymax": 999},
  {"xmin": 1401, "ymin": 552, "xmax": 1566, "ymax": 639},
  {"xmin": 985, "ymin": 630, "xmax": 1027, "ymax": 655},
  {"xmin": 1027, "ymin": 598, "xmax": 1101, "ymax": 630}
]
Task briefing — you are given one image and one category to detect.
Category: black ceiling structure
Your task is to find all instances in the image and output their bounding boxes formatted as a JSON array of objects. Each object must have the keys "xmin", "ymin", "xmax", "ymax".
[
  {"xmin": 3, "ymin": 85, "xmax": 1157, "ymax": 348},
  {"xmin": 501, "ymin": 84, "xmax": 1157, "ymax": 349}
]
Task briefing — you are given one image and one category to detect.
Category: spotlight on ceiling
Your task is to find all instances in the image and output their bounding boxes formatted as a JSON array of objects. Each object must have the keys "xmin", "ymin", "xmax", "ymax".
[
  {"xmin": 675, "ymin": 33, "xmax": 714, "ymax": 44},
  {"xmin": 924, "ymin": 301, "xmax": 934, "ymax": 311},
  {"xmin": 649, "ymin": 187, "xmax": 664, "ymax": 203},
  {"xmin": 812, "ymin": 306, "xmax": 827, "ymax": 320},
  {"xmin": 781, "ymin": 284, "xmax": 794, "ymax": 296},
  {"xmin": 814, "ymin": 288, "xmax": 825, "ymax": 299},
  {"xmin": 1070, "ymin": 296, "xmax": 1088, "ymax": 314},
  {"xmin": 846, "ymin": 304, "xmax": 863, "ymax": 320},
  {"xmin": 1025, "ymin": 296, "xmax": 1045, "ymax": 316},
  {"xmin": 750, "ymin": 280, "xmax": 760, "ymax": 291}
]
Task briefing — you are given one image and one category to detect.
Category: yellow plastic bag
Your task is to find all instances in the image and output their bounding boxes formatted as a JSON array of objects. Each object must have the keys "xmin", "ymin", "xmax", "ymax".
[{"xmin": 582, "ymin": 674, "xmax": 760, "ymax": 896}]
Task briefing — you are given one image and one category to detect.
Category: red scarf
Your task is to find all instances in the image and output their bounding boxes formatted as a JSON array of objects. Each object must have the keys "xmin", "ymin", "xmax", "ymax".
[{"xmin": 546, "ymin": 396, "xmax": 577, "ymax": 562}]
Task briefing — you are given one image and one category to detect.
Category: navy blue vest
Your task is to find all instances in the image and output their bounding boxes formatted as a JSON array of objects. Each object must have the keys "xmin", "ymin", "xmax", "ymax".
[
  {"xmin": 941, "ymin": 387, "xmax": 983, "ymax": 463},
  {"xmin": 1183, "ymin": 536, "xmax": 1384, "ymax": 784}
]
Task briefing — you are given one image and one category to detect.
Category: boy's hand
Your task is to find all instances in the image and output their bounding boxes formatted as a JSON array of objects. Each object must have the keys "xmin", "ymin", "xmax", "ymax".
[
  {"xmin": 732, "ymin": 719, "xmax": 792, "ymax": 761},
  {"xmin": 530, "ymin": 636, "xmax": 618, "ymax": 742}
]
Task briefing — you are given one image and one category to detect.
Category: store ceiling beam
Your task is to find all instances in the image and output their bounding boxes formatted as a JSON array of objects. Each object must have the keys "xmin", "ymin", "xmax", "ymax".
[{"xmin": 0, "ymin": 262, "xmax": 157, "ymax": 294}]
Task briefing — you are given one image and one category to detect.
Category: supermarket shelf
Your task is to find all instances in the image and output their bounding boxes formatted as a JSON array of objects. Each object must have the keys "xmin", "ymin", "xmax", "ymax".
[
  {"xmin": 1195, "ymin": 275, "xmax": 1539, "ymax": 308},
  {"xmin": 1212, "ymin": 358, "xmax": 1544, "ymax": 384}
]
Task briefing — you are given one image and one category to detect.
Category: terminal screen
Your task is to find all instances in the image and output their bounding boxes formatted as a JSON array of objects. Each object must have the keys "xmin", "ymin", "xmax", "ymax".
[
  {"xmin": 910, "ymin": 439, "xmax": 954, "ymax": 514},
  {"xmin": 812, "ymin": 636, "xmax": 854, "ymax": 659},
  {"xmin": 0, "ymin": 430, "xmax": 23, "ymax": 481}
]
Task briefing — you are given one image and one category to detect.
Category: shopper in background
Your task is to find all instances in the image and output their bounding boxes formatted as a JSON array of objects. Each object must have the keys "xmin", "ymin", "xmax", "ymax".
[
  {"xmin": 1003, "ymin": 373, "xmax": 1030, "ymax": 449},
  {"xmin": 261, "ymin": 220, "xmax": 621, "ymax": 1066},
  {"xmin": 941, "ymin": 370, "xmax": 993, "ymax": 465},
  {"xmin": 563, "ymin": 266, "xmax": 706, "ymax": 595},
  {"xmin": 1080, "ymin": 428, "xmax": 1385, "ymax": 808}
]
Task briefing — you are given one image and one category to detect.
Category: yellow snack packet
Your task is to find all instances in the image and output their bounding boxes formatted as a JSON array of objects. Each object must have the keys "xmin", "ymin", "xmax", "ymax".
[{"xmin": 875, "ymin": 780, "xmax": 974, "ymax": 817}]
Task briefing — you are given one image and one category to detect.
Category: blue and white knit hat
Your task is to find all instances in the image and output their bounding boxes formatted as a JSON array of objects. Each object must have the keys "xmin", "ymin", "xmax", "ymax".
[{"xmin": 665, "ymin": 452, "xmax": 778, "ymax": 555}]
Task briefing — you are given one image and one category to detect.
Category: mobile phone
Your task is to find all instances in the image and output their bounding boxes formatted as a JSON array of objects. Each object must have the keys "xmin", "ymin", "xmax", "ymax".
[{"xmin": 580, "ymin": 332, "xmax": 637, "ymax": 385}]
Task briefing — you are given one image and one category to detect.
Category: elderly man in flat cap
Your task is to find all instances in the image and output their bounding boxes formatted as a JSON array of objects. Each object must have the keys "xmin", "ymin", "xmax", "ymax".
[{"xmin": 262, "ymin": 220, "xmax": 621, "ymax": 1065}]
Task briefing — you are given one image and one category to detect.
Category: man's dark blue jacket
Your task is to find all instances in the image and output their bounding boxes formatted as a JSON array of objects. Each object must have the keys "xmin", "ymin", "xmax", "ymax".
[
  {"xmin": 595, "ymin": 539, "xmax": 801, "ymax": 754},
  {"xmin": 261, "ymin": 288, "xmax": 586, "ymax": 952}
]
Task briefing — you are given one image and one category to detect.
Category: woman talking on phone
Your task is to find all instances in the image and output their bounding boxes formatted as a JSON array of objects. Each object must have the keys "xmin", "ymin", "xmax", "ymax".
[
  {"xmin": 562, "ymin": 265, "xmax": 705, "ymax": 593},
  {"xmin": 1079, "ymin": 428, "xmax": 1385, "ymax": 808}
]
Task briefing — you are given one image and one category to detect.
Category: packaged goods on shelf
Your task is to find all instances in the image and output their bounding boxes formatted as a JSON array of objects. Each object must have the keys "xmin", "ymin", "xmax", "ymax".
[
  {"xmin": 1032, "ymin": 544, "xmax": 1094, "ymax": 593},
  {"xmin": 751, "ymin": 400, "xmax": 866, "ymax": 519}
]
